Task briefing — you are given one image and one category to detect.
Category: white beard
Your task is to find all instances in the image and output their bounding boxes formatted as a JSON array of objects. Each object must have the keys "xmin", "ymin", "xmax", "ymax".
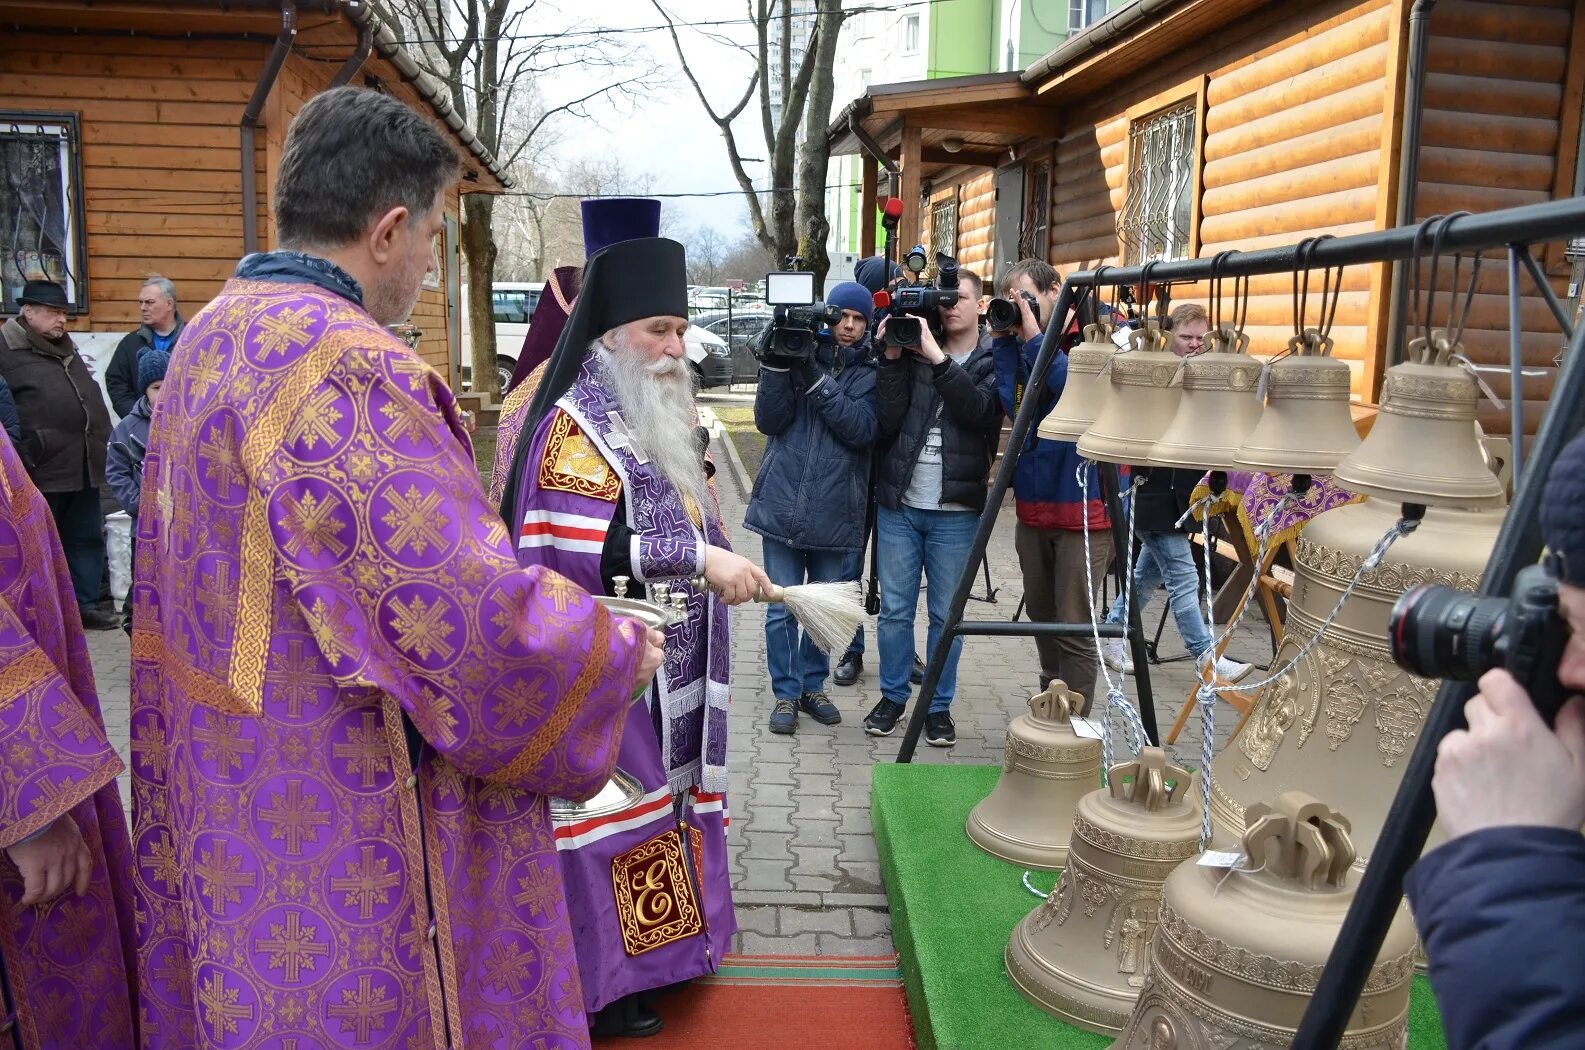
[{"xmin": 595, "ymin": 335, "xmax": 710, "ymax": 511}]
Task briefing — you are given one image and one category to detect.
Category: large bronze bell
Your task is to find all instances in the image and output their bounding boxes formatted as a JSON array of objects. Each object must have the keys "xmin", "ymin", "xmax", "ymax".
[
  {"xmin": 1334, "ymin": 333, "xmax": 1506, "ymax": 509},
  {"xmin": 1115, "ymin": 792, "xmax": 1418, "ymax": 1049},
  {"xmin": 967, "ymin": 681, "xmax": 1101, "ymax": 870},
  {"xmin": 1150, "ymin": 324, "xmax": 1265, "ymax": 472},
  {"xmin": 1078, "ymin": 325, "xmax": 1184, "ymax": 466},
  {"xmin": 1038, "ymin": 322, "xmax": 1117, "ymax": 443},
  {"xmin": 1233, "ymin": 330, "xmax": 1361, "ymax": 474},
  {"xmin": 1210, "ymin": 496, "xmax": 1503, "ymax": 863},
  {"xmin": 1006, "ymin": 748, "xmax": 1201, "ymax": 1035}
]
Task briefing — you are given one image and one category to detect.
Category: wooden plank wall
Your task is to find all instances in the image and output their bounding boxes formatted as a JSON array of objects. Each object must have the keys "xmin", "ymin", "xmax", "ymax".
[
  {"xmin": 1415, "ymin": 0, "xmax": 1574, "ymax": 441},
  {"xmin": 1046, "ymin": 0, "xmax": 1394, "ymax": 396},
  {"xmin": 0, "ymin": 33, "xmax": 269, "ymax": 330},
  {"xmin": 957, "ymin": 171, "xmax": 996, "ymax": 280}
]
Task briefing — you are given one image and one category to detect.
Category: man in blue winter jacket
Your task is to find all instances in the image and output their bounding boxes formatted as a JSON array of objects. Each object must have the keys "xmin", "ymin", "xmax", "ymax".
[
  {"xmin": 746, "ymin": 281, "xmax": 878, "ymax": 735},
  {"xmin": 1404, "ymin": 429, "xmax": 1585, "ymax": 1049}
]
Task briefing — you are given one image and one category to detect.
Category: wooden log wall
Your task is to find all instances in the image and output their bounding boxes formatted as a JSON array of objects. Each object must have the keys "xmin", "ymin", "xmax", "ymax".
[
  {"xmin": 1046, "ymin": 0, "xmax": 1395, "ymax": 397},
  {"xmin": 0, "ymin": 33, "xmax": 270, "ymax": 329},
  {"xmin": 1415, "ymin": 0, "xmax": 1575, "ymax": 441},
  {"xmin": 957, "ymin": 171, "xmax": 996, "ymax": 280}
]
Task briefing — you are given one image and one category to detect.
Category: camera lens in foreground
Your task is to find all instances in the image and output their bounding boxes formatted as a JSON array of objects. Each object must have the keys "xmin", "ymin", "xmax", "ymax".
[{"xmin": 1388, "ymin": 583, "xmax": 1508, "ymax": 682}]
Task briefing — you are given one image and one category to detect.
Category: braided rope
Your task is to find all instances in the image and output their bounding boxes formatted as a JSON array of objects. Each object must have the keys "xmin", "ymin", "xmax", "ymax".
[{"xmin": 1077, "ymin": 464, "xmax": 1147, "ymax": 776}]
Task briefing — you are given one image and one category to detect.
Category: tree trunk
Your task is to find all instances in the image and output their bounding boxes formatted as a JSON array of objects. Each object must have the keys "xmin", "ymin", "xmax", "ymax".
[
  {"xmin": 796, "ymin": 1, "xmax": 844, "ymax": 292},
  {"xmin": 462, "ymin": 192, "xmax": 499, "ymax": 398}
]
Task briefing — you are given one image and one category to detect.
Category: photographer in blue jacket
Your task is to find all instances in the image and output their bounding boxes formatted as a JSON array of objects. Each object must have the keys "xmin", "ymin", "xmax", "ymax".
[{"xmin": 746, "ymin": 281, "xmax": 879, "ymax": 735}]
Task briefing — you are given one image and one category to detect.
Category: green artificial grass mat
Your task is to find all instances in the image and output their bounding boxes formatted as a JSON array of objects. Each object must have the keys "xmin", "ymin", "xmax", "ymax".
[{"xmin": 871, "ymin": 762, "xmax": 1447, "ymax": 1050}]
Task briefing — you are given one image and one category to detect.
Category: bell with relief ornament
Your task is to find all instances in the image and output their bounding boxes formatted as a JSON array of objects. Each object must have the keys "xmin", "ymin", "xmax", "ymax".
[
  {"xmin": 1115, "ymin": 791, "xmax": 1417, "ymax": 1050},
  {"xmin": 966, "ymin": 681, "xmax": 1101, "ymax": 870},
  {"xmin": 1006, "ymin": 748, "xmax": 1201, "ymax": 1035},
  {"xmin": 1209, "ymin": 496, "xmax": 1503, "ymax": 863},
  {"xmin": 1233, "ymin": 330, "xmax": 1361, "ymax": 474},
  {"xmin": 1078, "ymin": 325, "xmax": 1184, "ymax": 466},
  {"xmin": 1333, "ymin": 332, "xmax": 1505, "ymax": 509},
  {"xmin": 1150, "ymin": 323, "xmax": 1266, "ymax": 472},
  {"xmin": 1038, "ymin": 322, "xmax": 1117, "ymax": 442}
]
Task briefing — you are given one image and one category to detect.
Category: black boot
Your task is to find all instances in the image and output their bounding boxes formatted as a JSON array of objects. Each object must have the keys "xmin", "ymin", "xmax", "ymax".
[
  {"xmin": 833, "ymin": 651, "xmax": 863, "ymax": 686},
  {"xmin": 589, "ymin": 992, "xmax": 664, "ymax": 1038}
]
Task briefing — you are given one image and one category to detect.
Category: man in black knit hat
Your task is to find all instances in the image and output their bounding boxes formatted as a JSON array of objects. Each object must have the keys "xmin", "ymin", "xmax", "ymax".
[{"xmin": 1405, "ymin": 429, "xmax": 1585, "ymax": 1048}]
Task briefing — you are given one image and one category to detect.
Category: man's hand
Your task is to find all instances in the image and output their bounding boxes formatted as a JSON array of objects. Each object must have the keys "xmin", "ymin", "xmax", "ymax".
[
  {"xmin": 702, "ymin": 545, "xmax": 774, "ymax": 605},
  {"xmin": 1014, "ymin": 292, "xmax": 1041, "ymax": 343},
  {"xmin": 875, "ymin": 319, "xmax": 903, "ymax": 360},
  {"xmin": 1432, "ymin": 668, "xmax": 1585, "ymax": 839},
  {"xmin": 911, "ymin": 321, "xmax": 946, "ymax": 366},
  {"xmin": 632, "ymin": 627, "xmax": 666, "ymax": 694},
  {"xmin": 6, "ymin": 815, "xmax": 93, "ymax": 909}
]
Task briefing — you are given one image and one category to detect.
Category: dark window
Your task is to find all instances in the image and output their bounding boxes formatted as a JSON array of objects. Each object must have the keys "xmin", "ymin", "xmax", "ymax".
[
  {"xmin": 1021, "ymin": 160, "xmax": 1051, "ymax": 262},
  {"xmin": 492, "ymin": 291, "xmax": 532, "ymax": 323},
  {"xmin": 0, "ymin": 112, "xmax": 87, "ymax": 314},
  {"xmin": 1118, "ymin": 99, "xmax": 1196, "ymax": 266},
  {"xmin": 930, "ymin": 195, "xmax": 959, "ymax": 268}
]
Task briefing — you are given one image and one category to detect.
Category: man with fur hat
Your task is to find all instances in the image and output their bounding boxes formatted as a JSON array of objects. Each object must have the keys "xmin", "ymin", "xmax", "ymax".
[
  {"xmin": 747, "ymin": 280, "xmax": 877, "ymax": 733},
  {"xmin": 1405, "ymin": 429, "xmax": 1585, "ymax": 1047},
  {"xmin": 0, "ymin": 279, "xmax": 116, "ymax": 630},
  {"xmin": 501, "ymin": 234, "xmax": 770, "ymax": 1037}
]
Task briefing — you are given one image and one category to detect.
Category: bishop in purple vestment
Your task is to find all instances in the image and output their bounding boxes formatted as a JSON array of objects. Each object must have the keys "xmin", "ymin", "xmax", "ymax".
[
  {"xmin": 129, "ymin": 88, "xmax": 660, "ymax": 1049},
  {"xmin": 502, "ymin": 236, "xmax": 770, "ymax": 1038},
  {"xmin": 0, "ymin": 431, "xmax": 137, "ymax": 1049}
]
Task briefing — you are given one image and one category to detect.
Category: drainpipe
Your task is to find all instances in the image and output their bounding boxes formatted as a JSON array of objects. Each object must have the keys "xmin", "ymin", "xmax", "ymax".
[
  {"xmin": 329, "ymin": 13, "xmax": 373, "ymax": 88},
  {"xmin": 1384, "ymin": 0, "xmax": 1437, "ymax": 369},
  {"xmin": 241, "ymin": 0, "xmax": 297, "ymax": 256}
]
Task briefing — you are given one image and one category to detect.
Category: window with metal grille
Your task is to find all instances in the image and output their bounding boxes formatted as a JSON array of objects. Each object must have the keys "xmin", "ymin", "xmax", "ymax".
[
  {"xmin": 1020, "ymin": 161, "xmax": 1051, "ymax": 261},
  {"xmin": 0, "ymin": 112, "xmax": 86, "ymax": 314},
  {"xmin": 931, "ymin": 195, "xmax": 959, "ymax": 266},
  {"xmin": 1118, "ymin": 99, "xmax": 1196, "ymax": 266}
]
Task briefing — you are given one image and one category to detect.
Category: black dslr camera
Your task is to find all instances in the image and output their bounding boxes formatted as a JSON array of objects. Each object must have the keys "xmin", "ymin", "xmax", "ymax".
[
  {"xmin": 886, "ymin": 251, "xmax": 960, "ymax": 349},
  {"xmin": 985, "ymin": 290, "xmax": 1040, "ymax": 332},
  {"xmin": 1389, "ymin": 563, "xmax": 1569, "ymax": 719},
  {"xmin": 758, "ymin": 270, "xmax": 841, "ymax": 361}
]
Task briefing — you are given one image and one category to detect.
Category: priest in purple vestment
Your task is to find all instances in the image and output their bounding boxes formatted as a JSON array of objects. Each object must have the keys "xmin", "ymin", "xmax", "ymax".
[
  {"xmin": 501, "ymin": 235, "xmax": 770, "ymax": 1038},
  {"xmin": 129, "ymin": 86, "xmax": 664, "ymax": 1049},
  {"xmin": 0, "ymin": 429, "xmax": 137, "ymax": 1048}
]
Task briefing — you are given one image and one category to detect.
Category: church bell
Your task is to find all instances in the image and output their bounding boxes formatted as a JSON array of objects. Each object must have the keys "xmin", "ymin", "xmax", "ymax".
[
  {"xmin": 1150, "ymin": 324, "xmax": 1265, "ymax": 472},
  {"xmin": 1006, "ymin": 748, "xmax": 1201, "ymax": 1036},
  {"xmin": 966, "ymin": 681, "xmax": 1101, "ymax": 870},
  {"xmin": 1333, "ymin": 333, "xmax": 1506, "ymax": 509},
  {"xmin": 1038, "ymin": 323, "xmax": 1117, "ymax": 443},
  {"xmin": 1233, "ymin": 331, "xmax": 1361, "ymax": 474},
  {"xmin": 1209, "ymin": 496, "xmax": 1503, "ymax": 863},
  {"xmin": 1077, "ymin": 326, "xmax": 1184, "ymax": 467},
  {"xmin": 1115, "ymin": 792, "xmax": 1418, "ymax": 1050}
]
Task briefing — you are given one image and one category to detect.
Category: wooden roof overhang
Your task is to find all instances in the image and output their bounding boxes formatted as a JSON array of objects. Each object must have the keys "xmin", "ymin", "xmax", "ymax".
[{"xmin": 0, "ymin": 0, "xmax": 508, "ymax": 192}]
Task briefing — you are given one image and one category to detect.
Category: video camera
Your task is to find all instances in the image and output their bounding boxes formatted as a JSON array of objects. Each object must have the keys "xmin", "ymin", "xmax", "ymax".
[
  {"xmin": 758, "ymin": 270, "xmax": 842, "ymax": 361},
  {"xmin": 1389, "ymin": 562, "xmax": 1568, "ymax": 719},
  {"xmin": 886, "ymin": 251, "xmax": 960, "ymax": 349}
]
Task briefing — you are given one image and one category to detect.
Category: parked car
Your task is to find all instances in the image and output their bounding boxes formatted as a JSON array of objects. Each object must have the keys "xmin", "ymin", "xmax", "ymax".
[{"xmin": 692, "ymin": 308, "xmax": 772, "ymax": 385}]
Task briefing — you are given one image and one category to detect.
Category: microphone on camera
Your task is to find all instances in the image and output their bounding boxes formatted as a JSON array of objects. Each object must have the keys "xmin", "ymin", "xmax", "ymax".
[{"xmin": 880, "ymin": 197, "xmax": 904, "ymax": 230}]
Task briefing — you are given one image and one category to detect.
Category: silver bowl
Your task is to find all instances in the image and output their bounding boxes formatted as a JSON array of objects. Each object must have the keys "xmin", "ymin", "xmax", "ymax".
[{"xmin": 550, "ymin": 767, "xmax": 647, "ymax": 821}]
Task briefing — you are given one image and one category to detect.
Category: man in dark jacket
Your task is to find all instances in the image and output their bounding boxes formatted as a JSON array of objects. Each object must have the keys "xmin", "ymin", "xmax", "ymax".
[
  {"xmin": 864, "ymin": 267, "xmax": 1001, "ymax": 746},
  {"xmin": 0, "ymin": 374, "xmax": 21, "ymax": 449},
  {"xmin": 0, "ymin": 280, "xmax": 117, "ymax": 628},
  {"xmin": 1404, "ymin": 429, "xmax": 1585, "ymax": 1049},
  {"xmin": 106, "ymin": 274, "xmax": 182, "ymax": 417},
  {"xmin": 746, "ymin": 281, "xmax": 878, "ymax": 735}
]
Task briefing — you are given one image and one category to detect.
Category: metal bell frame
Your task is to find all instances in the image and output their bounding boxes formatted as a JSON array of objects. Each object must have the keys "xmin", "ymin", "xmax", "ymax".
[{"xmin": 879, "ymin": 196, "xmax": 1585, "ymax": 1046}]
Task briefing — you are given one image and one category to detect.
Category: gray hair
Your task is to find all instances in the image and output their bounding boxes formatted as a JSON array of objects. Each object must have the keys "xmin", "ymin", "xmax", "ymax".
[
  {"xmin": 141, "ymin": 274, "xmax": 177, "ymax": 303},
  {"xmin": 274, "ymin": 86, "xmax": 460, "ymax": 251}
]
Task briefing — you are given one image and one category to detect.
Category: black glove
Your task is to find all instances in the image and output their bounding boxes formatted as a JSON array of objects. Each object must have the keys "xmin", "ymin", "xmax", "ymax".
[
  {"xmin": 790, "ymin": 358, "xmax": 823, "ymax": 392},
  {"xmin": 761, "ymin": 352, "xmax": 799, "ymax": 370}
]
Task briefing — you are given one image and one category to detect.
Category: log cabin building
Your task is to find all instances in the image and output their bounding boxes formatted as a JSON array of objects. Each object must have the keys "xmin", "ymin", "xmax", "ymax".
[
  {"xmin": 0, "ymin": 0, "xmax": 508, "ymax": 384},
  {"xmin": 828, "ymin": 0, "xmax": 1583, "ymax": 442}
]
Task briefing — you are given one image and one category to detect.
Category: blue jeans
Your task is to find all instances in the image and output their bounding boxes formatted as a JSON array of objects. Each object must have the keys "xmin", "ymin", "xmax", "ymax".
[
  {"xmin": 877, "ymin": 504, "xmax": 978, "ymax": 713},
  {"xmin": 842, "ymin": 548, "xmax": 865, "ymax": 657},
  {"xmin": 1105, "ymin": 530, "xmax": 1213, "ymax": 659},
  {"xmin": 44, "ymin": 488, "xmax": 105, "ymax": 610},
  {"xmin": 762, "ymin": 537, "xmax": 855, "ymax": 700}
]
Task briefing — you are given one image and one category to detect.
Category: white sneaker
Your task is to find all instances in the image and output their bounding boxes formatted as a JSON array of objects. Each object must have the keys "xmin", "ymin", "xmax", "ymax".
[
  {"xmin": 1211, "ymin": 655, "xmax": 1253, "ymax": 682},
  {"xmin": 1103, "ymin": 639, "xmax": 1134, "ymax": 675}
]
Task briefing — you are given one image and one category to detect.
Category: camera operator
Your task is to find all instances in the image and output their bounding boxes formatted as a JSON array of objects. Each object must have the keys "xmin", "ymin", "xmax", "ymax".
[
  {"xmin": 865, "ymin": 265, "xmax": 1002, "ymax": 746},
  {"xmin": 1404, "ymin": 431, "xmax": 1585, "ymax": 1049},
  {"xmin": 989, "ymin": 259, "xmax": 1112, "ymax": 712},
  {"xmin": 746, "ymin": 282, "xmax": 878, "ymax": 735}
]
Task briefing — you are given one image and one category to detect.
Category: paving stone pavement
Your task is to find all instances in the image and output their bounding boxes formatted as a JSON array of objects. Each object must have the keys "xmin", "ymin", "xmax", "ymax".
[{"xmin": 84, "ymin": 423, "xmax": 1273, "ymax": 964}]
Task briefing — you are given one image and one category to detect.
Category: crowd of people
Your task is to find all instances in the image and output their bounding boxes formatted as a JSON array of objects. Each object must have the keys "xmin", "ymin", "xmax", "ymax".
[{"xmin": 0, "ymin": 82, "xmax": 1577, "ymax": 1050}]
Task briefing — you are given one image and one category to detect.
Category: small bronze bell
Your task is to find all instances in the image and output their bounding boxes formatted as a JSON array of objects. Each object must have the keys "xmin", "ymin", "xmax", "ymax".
[
  {"xmin": 1150, "ymin": 324, "xmax": 1265, "ymax": 472},
  {"xmin": 966, "ymin": 681, "xmax": 1101, "ymax": 870},
  {"xmin": 1233, "ymin": 330, "xmax": 1361, "ymax": 474},
  {"xmin": 1006, "ymin": 748, "xmax": 1201, "ymax": 1036},
  {"xmin": 1078, "ymin": 325, "xmax": 1184, "ymax": 466},
  {"xmin": 1333, "ymin": 332, "xmax": 1505, "ymax": 509},
  {"xmin": 1115, "ymin": 792, "xmax": 1418, "ymax": 1049},
  {"xmin": 1038, "ymin": 322, "xmax": 1117, "ymax": 443}
]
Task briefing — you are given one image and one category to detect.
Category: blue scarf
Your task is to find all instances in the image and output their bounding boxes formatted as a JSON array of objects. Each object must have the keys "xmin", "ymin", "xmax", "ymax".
[{"xmin": 234, "ymin": 251, "xmax": 365, "ymax": 308}]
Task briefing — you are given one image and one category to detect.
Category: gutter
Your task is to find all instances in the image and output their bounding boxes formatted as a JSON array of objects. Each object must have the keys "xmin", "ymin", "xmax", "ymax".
[
  {"xmin": 1019, "ymin": 0, "xmax": 1188, "ymax": 84},
  {"xmin": 1384, "ymin": 0, "xmax": 1437, "ymax": 368},
  {"xmin": 240, "ymin": 0, "xmax": 296, "ymax": 256},
  {"xmin": 328, "ymin": 10, "xmax": 373, "ymax": 87}
]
